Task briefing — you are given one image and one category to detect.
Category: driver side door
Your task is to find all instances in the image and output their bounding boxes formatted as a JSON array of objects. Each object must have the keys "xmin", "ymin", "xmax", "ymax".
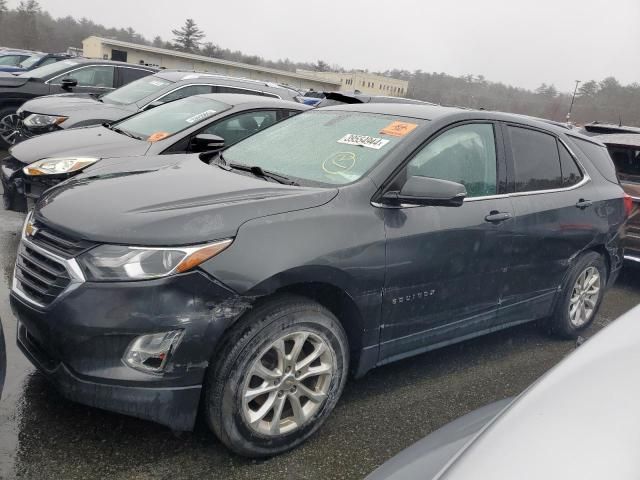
[
  {"xmin": 49, "ymin": 65, "xmax": 116, "ymax": 95},
  {"xmin": 379, "ymin": 122, "xmax": 514, "ymax": 362},
  {"xmin": 162, "ymin": 109, "xmax": 289, "ymax": 154}
]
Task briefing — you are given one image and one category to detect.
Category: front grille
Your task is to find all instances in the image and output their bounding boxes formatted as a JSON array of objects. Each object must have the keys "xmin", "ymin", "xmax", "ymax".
[
  {"xmin": 14, "ymin": 241, "xmax": 72, "ymax": 306},
  {"xmin": 29, "ymin": 222, "xmax": 96, "ymax": 259}
]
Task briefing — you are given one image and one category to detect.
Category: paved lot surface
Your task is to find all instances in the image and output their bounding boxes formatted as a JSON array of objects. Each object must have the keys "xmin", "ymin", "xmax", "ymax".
[{"xmin": 0, "ymin": 205, "xmax": 639, "ymax": 479}]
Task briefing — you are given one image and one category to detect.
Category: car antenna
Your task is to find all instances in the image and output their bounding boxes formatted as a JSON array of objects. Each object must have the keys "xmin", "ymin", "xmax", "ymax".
[{"xmin": 619, "ymin": 114, "xmax": 623, "ymax": 127}]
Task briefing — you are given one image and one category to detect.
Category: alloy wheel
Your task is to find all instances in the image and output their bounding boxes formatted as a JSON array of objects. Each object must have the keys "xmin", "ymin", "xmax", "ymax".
[
  {"xmin": 241, "ymin": 331, "xmax": 335, "ymax": 436},
  {"xmin": 569, "ymin": 266, "xmax": 601, "ymax": 327},
  {"xmin": 0, "ymin": 113, "xmax": 20, "ymax": 145}
]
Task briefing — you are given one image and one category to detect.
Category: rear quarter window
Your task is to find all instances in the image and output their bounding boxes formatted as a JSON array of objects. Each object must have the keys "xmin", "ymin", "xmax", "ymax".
[{"xmin": 569, "ymin": 136, "xmax": 619, "ymax": 184}]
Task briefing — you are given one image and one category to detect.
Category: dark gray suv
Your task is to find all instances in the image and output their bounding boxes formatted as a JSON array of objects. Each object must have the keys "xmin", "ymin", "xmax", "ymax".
[{"xmin": 13, "ymin": 70, "xmax": 304, "ymax": 142}]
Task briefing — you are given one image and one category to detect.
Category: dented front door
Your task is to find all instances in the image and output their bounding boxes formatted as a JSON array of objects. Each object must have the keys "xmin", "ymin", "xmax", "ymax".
[{"xmin": 378, "ymin": 198, "xmax": 513, "ymax": 362}]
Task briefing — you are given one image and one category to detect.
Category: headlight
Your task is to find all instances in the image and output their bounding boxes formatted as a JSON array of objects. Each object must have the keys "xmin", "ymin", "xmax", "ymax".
[
  {"xmin": 78, "ymin": 239, "xmax": 233, "ymax": 281},
  {"xmin": 23, "ymin": 157, "xmax": 98, "ymax": 176},
  {"xmin": 23, "ymin": 113, "xmax": 68, "ymax": 128}
]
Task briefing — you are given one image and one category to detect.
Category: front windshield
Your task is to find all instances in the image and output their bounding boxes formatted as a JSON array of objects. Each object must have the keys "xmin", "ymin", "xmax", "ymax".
[
  {"xmin": 101, "ymin": 75, "xmax": 173, "ymax": 105},
  {"xmin": 20, "ymin": 59, "xmax": 80, "ymax": 78},
  {"xmin": 18, "ymin": 55, "xmax": 43, "ymax": 69},
  {"xmin": 115, "ymin": 96, "xmax": 230, "ymax": 141},
  {"xmin": 223, "ymin": 110, "xmax": 425, "ymax": 185},
  {"xmin": 0, "ymin": 54, "xmax": 25, "ymax": 66}
]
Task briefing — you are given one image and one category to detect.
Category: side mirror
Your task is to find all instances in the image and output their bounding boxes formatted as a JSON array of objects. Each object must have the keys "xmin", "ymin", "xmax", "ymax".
[
  {"xmin": 383, "ymin": 176, "xmax": 467, "ymax": 207},
  {"xmin": 191, "ymin": 134, "xmax": 225, "ymax": 153},
  {"xmin": 61, "ymin": 78, "xmax": 78, "ymax": 89}
]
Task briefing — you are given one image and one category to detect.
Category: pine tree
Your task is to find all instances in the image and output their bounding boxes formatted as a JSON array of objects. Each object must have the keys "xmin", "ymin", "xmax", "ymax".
[
  {"xmin": 17, "ymin": 0, "xmax": 41, "ymax": 49},
  {"xmin": 171, "ymin": 19, "xmax": 205, "ymax": 53}
]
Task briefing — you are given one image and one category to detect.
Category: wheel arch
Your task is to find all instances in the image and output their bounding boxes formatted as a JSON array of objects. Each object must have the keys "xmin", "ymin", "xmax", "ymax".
[{"xmin": 238, "ymin": 266, "xmax": 376, "ymax": 376}]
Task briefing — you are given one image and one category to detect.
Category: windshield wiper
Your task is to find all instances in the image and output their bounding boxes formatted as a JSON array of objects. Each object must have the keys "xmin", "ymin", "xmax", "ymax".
[
  {"xmin": 225, "ymin": 162, "xmax": 299, "ymax": 186},
  {"xmin": 109, "ymin": 125, "xmax": 143, "ymax": 140}
]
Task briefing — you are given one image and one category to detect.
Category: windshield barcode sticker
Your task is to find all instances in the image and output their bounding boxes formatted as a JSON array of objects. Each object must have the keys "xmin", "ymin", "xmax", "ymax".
[
  {"xmin": 337, "ymin": 134, "xmax": 390, "ymax": 150},
  {"xmin": 185, "ymin": 110, "xmax": 217, "ymax": 124}
]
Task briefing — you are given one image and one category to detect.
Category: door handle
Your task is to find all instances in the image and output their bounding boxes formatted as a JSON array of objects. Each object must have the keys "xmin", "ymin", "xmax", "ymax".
[
  {"xmin": 576, "ymin": 199, "xmax": 593, "ymax": 209},
  {"xmin": 485, "ymin": 211, "xmax": 512, "ymax": 223}
]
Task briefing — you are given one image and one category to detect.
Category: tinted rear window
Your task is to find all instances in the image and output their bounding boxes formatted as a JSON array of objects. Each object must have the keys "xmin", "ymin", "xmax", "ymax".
[
  {"xmin": 558, "ymin": 142, "xmax": 583, "ymax": 186},
  {"xmin": 509, "ymin": 126, "xmax": 562, "ymax": 192},
  {"xmin": 570, "ymin": 137, "xmax": 619, "ymax": 183}
]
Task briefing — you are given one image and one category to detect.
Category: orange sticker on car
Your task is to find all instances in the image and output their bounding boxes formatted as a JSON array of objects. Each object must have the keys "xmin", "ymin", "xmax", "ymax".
[
  {"xmin": 147, "ymin": 132, "xmax": 170, "ymax": 142},
  {"xmin": 380, "ymin": 121, "xmax": 419, "ymax": 137}
]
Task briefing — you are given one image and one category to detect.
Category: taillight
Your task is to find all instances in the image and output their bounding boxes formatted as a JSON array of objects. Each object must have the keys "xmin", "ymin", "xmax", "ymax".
[{"xmin": 624, "ymin": 194, "xmax": 633, "ymax": 217}]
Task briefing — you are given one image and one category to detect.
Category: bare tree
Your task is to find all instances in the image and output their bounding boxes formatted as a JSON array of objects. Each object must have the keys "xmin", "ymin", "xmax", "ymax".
[{"xmin": 313, "ymin": 60, "xmax": 330, "ymax": 72}]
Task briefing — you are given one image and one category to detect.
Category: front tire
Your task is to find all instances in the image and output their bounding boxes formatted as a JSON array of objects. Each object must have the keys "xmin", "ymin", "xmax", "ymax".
[
  {"xmin": 2, "ymin": 180, "xmax": 27, "ymax": 212},
  {"xmin": 205, "ymin": 295, "xmax": 349, "ymax": 457},
  {"xmin": 0, "ymin": 108, "xmax": 20, "ymax": 148},
  {"xmin": 547, "ymin": 251, "xmax": 606, "ymax": 339}
]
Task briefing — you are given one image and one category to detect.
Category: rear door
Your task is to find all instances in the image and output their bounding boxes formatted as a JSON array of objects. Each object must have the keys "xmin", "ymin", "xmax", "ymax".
[
  {"xmin": 115, "ymin": 67, "xmax": 154, "ymax": 88},
  {"xmin": 499, "ymin": 123, "xmax": 597, "ymax": 323}
]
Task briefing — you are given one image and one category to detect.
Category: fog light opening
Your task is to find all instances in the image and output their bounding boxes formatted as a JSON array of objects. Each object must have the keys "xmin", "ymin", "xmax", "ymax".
[{"xmin": 123, "ymin": 330, "xmax": 184, "ymax": 374}]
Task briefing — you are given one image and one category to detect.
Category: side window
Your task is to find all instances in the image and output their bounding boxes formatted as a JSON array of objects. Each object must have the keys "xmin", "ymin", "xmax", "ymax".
[
  {"xmin": 202, "ymin": 110, "xmax": 278, "ymax": 146},
  {"xmin": 58, "ymin": 66, "xmax": 115, "ymax": 88},
  {"xmin": 216, "ymin": 86, "xmax": 263, "ymax": 97},
  {"xmin": 406, "ymin": 123, "xmax": 497, "ymax": 198},
  {"xmin": 160, "ymin": 85, "xmax": 214, "ymax": 103},
  {"xmin": 571, "ymin": 137, "xmax": 619, "ymax": 184},
  {"xmin": 119, "ymin": 67, "xmax": 152, "ymax": 86},
  {"xmin": 558, "ymin": 142, "xmax": 583, "ymax": 186},
  {"xmin": 39, "ymin": 57, "xmax": 59, "ymax": 67},
  {"xmin": 510, "ymin": 126, "xmax": 562, "ymax": 192}
]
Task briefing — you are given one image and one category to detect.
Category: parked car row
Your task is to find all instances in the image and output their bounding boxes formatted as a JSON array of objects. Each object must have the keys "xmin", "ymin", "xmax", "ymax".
[
  {"xmin": 0, "ymin": 58, "xmax": 158, "ymax": 147},
  {"xmin": 2, "ymin": 94, "xmax": 308, "ymax": 210},
  {"xmin": 4, "ymin": 81, "xmax": 630, "ymax": 459}
]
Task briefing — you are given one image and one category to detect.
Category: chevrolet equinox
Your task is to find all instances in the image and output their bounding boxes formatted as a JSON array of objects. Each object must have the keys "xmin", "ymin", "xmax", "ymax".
[{"xmin": 10, "ymin": 103, "xmax": 628, "ymax": 457}]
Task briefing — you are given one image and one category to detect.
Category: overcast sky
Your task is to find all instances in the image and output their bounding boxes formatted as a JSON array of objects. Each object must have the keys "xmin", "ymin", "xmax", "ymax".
[{"xmin": 16, "ymin": 0, "xmax": 640, "ymax": 92}]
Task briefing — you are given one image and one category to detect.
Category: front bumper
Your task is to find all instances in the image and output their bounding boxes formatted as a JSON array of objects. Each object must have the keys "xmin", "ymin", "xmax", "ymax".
[
  {"xmin": 11, "ymin": 270, "xmax": 244, "ymax": 431},
  {"xmin": 1, "ymin": 154, "xmax": 70, "ymax": 211}
]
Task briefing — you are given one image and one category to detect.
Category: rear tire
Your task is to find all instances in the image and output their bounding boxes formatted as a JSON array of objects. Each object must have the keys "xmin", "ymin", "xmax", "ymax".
[
  {"xmin": 546, "ymin": 251, "xmax": 606, "ymax": 339},
  {"xmin": 205, "ymin": 295, "xmax": 349, "ymax": 457},
  {"xmin": 0, "ymin": 107, "xmax": 20, "ymax": 148}
]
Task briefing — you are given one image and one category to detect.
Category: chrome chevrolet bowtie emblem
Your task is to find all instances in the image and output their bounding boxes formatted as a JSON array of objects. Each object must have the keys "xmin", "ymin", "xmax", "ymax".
[{"xmin": 25, "ymin": 222, "xmax": 38, "ymax": 238}]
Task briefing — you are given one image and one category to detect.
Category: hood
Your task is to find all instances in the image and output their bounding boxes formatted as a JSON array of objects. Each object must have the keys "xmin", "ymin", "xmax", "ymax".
[
  {"xmin": 35, "ymin": 154, "xmax": 338, "ymax": 245},
  {"xmin": 10, "ymin": 125, "xmax": 151, "ymax": 164},
  {"xmin": 19, "ymin": 94, "xmax": 134, "ymax": 125}
]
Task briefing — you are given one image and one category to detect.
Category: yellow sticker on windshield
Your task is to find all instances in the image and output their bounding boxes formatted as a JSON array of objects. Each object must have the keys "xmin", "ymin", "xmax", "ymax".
[
  {"xmin": 147, "ymin": 132, "xmax": 170, "ymax": 142},
  {"xmin": 380, "ymin": 121, "xmax": 418, "ymax": 137}
]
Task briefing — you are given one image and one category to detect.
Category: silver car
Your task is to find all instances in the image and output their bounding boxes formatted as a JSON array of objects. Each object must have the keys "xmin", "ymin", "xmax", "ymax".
[{"xmin": 367, "ymin": 305, "xmax": 640, "ymax": 480}]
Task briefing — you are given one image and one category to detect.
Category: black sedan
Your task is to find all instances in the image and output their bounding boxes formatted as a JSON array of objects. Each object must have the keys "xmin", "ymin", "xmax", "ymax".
[
  {"xmin": 1, "ymin": 94, "xmax": 309, "ymax": 211},
  {"xmin": 0, "ymin": 58, "xmax": 157, "ymax": 147}
]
